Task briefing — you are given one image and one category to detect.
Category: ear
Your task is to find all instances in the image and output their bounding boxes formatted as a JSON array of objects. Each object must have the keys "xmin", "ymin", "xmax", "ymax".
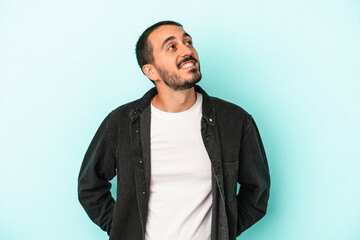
[{"xmin": 142, "ymin": 64, "xmax": 159, "ymax": 81}]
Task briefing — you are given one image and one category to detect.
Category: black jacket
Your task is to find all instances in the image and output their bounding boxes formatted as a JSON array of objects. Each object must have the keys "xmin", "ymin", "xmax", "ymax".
[{"xmin": 78, "ymin": 85, "xmax": 270, "ymax": 240}]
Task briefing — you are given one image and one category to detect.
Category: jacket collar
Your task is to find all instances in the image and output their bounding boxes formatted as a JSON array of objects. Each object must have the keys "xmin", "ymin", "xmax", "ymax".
[{"xmin": 129, "ymin": 85, "xmax": 216, "ymax": 126}]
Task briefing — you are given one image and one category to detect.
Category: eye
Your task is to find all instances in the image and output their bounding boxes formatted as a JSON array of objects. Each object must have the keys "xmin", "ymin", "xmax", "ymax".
[
  {"xmin": 185, "ymin": 40, "xmax": 193, "ymax": 46},
  {"xmin": 168, "ymin": 45, "xmax": 176, "ymax": 51}
]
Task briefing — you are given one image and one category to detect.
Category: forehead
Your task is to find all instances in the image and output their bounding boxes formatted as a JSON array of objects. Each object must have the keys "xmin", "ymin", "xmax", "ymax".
[{"xmin": 148, "ymin": 25, "xmax": 188, "ymax": 48}]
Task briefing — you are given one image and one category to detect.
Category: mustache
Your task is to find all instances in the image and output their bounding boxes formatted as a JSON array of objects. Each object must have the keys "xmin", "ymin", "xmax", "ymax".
[{"xmin": 177, "ymin": 56, "xmax": 197, "ymax": 69}]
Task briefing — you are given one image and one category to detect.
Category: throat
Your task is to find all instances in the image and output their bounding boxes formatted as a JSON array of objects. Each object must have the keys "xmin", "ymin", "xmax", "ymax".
[{"xmin": 152, "ymin": 88, "xmax": 197, "ymax": 113}]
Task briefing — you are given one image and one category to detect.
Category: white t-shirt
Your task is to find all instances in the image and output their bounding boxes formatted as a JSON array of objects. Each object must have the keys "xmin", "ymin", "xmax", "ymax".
[{"xmin": 145, "ymin": 93, "xmax": 212, "ymax": 240}]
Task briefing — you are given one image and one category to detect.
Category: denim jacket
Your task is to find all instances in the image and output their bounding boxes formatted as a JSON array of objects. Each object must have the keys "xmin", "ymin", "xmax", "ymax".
[{"xmin": 78, "ymin": 85, "xmax": 270, "ymax": 240}]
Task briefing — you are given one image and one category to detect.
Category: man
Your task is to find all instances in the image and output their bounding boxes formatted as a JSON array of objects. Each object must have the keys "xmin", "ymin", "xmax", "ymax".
[{"xmin": 78, "ymin": 20, "xmax": 270, "ymax": 240}]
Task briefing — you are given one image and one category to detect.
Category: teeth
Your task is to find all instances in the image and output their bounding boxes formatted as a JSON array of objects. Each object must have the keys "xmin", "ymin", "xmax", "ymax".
[{"xmin": 181, "ymin": 62, "xmax": 194, "ymax": 69}]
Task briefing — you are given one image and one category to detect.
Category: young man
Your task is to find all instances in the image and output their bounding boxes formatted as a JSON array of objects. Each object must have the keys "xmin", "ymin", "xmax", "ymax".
[{"xmin": 78, "ymin": 20, "xmax": 270, "ymax": 240}]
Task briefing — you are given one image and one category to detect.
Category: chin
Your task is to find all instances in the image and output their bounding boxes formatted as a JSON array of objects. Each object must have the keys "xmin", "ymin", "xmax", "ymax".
[
  {"xmin": 184, "ymin": 74, "xmax": 202, "ymax": 89},
  {"xmin": 190, "ymin": 70, "xmax": 202, "ymax": 82}
]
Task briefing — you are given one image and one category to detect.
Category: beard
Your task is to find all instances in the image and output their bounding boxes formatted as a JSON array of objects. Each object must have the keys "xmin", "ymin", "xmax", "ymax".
[{"xmin": 155, "ymin": 64, "xmax": 202, "ymax": 91}]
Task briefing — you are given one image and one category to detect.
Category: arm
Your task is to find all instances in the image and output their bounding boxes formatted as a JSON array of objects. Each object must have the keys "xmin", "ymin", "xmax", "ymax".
[
  {"xmin": 236, "ymin": 115, "xmax": 270, "ymax": 235},
  {"xmin": 78, "ymin": 114, "xmax": 117, "ymax": 235}
]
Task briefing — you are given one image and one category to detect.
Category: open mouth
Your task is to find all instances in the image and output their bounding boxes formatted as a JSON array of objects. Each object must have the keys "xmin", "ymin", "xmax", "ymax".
[{"xmin": 179, "ymin": 61, "xmax": 195, "ymax": 70}]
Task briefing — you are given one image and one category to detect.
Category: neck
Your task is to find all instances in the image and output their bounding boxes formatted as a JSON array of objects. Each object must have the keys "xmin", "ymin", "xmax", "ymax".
[{"xmin": 152, "ymin": 85, "xmax": 197, "ymax": 113}]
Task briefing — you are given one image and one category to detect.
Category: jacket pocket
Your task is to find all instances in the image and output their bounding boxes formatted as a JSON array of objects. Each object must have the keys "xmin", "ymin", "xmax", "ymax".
[{"xmin": 222, "ymin": 161, "xmax": 239, "ymax": 201}]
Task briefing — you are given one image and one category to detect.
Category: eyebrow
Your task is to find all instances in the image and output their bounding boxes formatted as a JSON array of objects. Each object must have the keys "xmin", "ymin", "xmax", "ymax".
[{"xmin": 161, "ymin": 32, "xmax": 192, "ymax": 49}]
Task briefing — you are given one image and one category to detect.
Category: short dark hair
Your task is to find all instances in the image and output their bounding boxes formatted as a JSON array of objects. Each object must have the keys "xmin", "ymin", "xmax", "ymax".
[{"xmin": 135, "ymin": 20, "xmax": 183, "ymax": 75}]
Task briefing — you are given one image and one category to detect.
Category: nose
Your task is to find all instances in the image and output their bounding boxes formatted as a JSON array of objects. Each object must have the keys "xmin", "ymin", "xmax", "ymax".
[{"xmin": 179, "ymin": 42, "xmax": 192, "ymax": 57}]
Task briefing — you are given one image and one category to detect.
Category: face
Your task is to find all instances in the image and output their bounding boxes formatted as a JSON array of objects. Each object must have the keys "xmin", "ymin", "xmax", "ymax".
[{"xmin": 146, "ymin": 25, "xmax": 201, "ymax": 90}]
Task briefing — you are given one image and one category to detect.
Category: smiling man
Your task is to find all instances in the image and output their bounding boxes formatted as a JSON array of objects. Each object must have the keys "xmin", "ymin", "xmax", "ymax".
[{"xmin": 78, "ymin": 21, "xmax": 270, "ymax": 240}]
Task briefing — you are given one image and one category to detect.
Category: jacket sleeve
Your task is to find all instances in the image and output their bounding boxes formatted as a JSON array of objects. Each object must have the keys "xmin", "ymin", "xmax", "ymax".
[
  {"xmin": 78, "ymin": 114, "xmax": 117, "ymax": 235},
  {"xmin": 236, "ymin": 115, "xmax": 270, "ymax": 235}
]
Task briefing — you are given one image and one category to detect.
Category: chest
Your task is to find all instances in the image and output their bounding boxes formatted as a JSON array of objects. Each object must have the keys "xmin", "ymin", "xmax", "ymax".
[{"xmin": 150, "ymin": 114, "xmax": 211, "ymax": 185}]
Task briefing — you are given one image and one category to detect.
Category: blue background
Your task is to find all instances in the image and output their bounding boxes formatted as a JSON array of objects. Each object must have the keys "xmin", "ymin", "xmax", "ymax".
[{"xmin": 1, "ymin": 0, "xmax": 359, "ymax": 239}]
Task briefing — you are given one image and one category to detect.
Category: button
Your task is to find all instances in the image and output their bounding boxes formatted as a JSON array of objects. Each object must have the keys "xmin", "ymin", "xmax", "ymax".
[
  {"xmin": 142, "ymin": 191, "xmax": 146, "ymax": 195},
  {"xmin": 139, "ymin": 160, "xmax": 143, "ymax": 164},
  {"xmin": 135, "ymin": 129, "xmax": 139, "ymax": 133},
  {"xmin": 209, "ymin": 118, "xmax": 213, "ymax": 122},
  {"xmin": 206, "ymin": 137, "xmax": 209, "ymax": 141}
]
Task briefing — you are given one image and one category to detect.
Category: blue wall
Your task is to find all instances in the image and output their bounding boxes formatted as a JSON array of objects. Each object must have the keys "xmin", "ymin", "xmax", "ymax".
[{"xmin": 1, "ymin": 0, "xmax": 359, "ymax": 239}]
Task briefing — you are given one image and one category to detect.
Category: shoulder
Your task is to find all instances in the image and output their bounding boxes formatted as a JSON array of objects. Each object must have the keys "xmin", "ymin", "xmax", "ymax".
[
  {"xmin": 109, "ymin": 99, "xmax": 137, "ymax": 119},
  {"xmin": 108, "ymin": 87, "xmax": 156, "ymax": 122},
  {"xmin": 210, "ymin": 96, "xmax": 252, "ymax": 120},
  {"xmin": 104, "ymin": 98, "xmax": 141, "ymax": 132},
  {"xmin": 207, "ymin": 96, "xmax": 256, "ymax": 142}
]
